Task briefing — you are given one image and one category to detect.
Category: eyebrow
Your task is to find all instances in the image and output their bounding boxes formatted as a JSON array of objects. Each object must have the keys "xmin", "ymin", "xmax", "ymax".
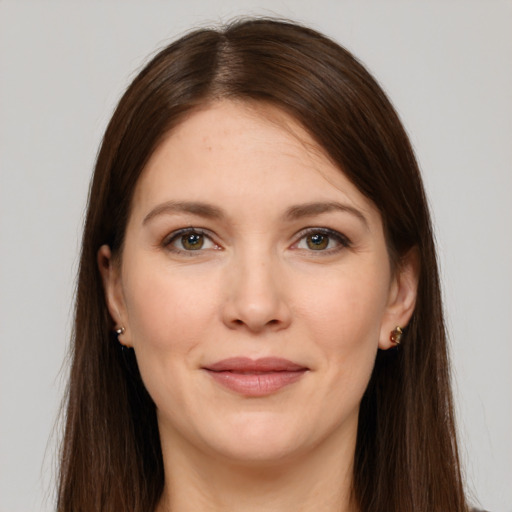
[
  {"xmin": 142, "ymin": 200, "xmax": 369, "ymax": 229},
  {"xmin": 283, "ymin": 201, "xmax": 369, "ymax": 229},
  {"xmin": 142, "ymin": 201, "xmax": 225, "ymax": 225}
]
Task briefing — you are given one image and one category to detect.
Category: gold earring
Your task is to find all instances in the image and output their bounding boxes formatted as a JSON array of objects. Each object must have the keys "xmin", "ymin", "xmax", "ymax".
[
  {"xmin": 115, "ymin": 326, "xmax": 125, "ymax": 335},
  {"xmin": 390, "ymin": 326, "xmax": 403, "ymax": 345}
]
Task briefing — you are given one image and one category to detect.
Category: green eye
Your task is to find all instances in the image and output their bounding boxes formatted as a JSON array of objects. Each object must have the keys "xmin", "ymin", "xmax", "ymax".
[
  {"xmin": 295, "ymin": 228, "xmax": 351, "ymax": 253},
  {"xmin": 181, "ymin": 233, "xmax": 204, "ymax": 250},
  {"xmin": 306, "ymin": 233, "xmax": 329, "ymax": 250}
]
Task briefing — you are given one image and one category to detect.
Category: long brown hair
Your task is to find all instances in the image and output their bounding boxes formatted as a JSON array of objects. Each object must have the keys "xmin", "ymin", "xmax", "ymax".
[{"xmin": 58, "ymin": 18, "xmax": 467, "ymax": 512}]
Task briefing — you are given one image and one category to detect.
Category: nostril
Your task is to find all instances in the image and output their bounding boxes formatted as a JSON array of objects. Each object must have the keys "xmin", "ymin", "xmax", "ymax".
[{"xmin": 231, "ymin": 317, "xmax": 280, "ymax": 329}]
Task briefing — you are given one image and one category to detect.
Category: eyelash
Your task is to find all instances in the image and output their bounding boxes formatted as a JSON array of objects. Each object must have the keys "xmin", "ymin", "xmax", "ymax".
[
  {"xmin": 162, "ymin": 227, "xmax": 352, "ymax": 255},
  {"xmin": 293, "ymin": 227, "xmax": 352, "ymax": 254},
  {"xmin": 163, "ymin": 228, "xmax": 219, "ymax": 255}
]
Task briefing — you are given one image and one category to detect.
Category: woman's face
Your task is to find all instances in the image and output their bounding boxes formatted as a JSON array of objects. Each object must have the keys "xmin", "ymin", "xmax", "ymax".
[{"xmin": 100, "ymin": 101, "xmax": 417, "ymax": 465}]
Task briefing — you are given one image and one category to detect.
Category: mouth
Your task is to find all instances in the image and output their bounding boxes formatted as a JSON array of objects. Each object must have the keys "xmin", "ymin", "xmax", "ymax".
[{"xmin": 202, "ymin": 357, "xmax": 309, "ymax": 396}]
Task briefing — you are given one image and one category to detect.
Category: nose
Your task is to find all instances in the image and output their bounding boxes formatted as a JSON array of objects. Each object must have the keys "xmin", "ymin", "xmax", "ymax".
[{"xmin": 221, "ymin": 250, "xmax": 292, "ymax": 334}]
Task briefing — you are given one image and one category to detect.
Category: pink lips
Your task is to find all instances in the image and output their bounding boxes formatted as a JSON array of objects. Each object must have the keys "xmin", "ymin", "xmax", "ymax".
[{"xmin": 203, "ymin": 357, "xmax": 308, "ymax": 396}]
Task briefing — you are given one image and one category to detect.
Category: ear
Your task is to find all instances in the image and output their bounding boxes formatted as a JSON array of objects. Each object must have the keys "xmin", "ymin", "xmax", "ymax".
[
  {"xmin": 378, "ymin": 247, "xmax": 420, "ymax": 350},
  {"xmin": 97, "ymin": 245, "xmax": 132, "ymax": 347}
]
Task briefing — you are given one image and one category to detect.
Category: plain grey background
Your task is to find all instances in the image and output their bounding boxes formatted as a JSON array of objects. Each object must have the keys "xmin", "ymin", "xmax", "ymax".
[{"xmin": 1, "ymin": 1, "xmax": 511, "ymax": 511}]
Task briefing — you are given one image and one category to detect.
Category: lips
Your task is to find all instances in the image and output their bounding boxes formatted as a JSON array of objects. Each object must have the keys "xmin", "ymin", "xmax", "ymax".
[{"xmin": 203, "ymin": 357, "xmax": 309, "ymax": 396}]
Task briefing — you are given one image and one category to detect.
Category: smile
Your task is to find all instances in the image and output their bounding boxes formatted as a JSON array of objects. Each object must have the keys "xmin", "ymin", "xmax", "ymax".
[{"xmin": 203, "ymin": 357, "xmax": 309, "ymax": 396}]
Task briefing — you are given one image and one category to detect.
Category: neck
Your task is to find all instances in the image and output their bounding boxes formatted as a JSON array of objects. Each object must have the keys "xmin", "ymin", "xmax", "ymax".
[{"xmin": 155, "ymin": 423, "xmax": 359, "ymax": 512}]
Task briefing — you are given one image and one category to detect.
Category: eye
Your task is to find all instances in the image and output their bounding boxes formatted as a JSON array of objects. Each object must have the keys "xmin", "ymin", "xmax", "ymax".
[
  {"xmin": 180, "ymin": 232, "xmax": 206, "ymax": 250},
  {"xmin": 304, "ymin": 233, "xmax": 330, "ymax": 250},
  {"xmin": 295, "ymin": 228, "xmax": 351, "ymax": 252},
  {"xmin": 164, "ymin": 228, "xmax": 219, "ymax": 253}
]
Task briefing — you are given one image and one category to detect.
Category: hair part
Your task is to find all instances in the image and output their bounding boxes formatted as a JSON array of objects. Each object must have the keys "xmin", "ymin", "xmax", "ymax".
[{"xmin": 58, "ymin": 18, "xmax": 467, "ymax": 512}]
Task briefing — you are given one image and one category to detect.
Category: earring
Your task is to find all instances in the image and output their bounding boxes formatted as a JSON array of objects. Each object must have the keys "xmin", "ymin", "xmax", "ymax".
[
  {"xmin": 115, "ymin": 326, "xmax": 125, "ymax": 335},
  {"xmin": 390, "ymin": 326, "xmax": 403, "ymax": 345}
]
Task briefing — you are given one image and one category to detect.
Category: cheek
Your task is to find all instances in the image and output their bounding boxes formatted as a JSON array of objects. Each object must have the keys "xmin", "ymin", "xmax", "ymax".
[
  {"xmin": 120, "ymin": 263, "xmax": 219, "ymax": 415},
  {"xmin": 295, "ymin": 263, "xmax": 390, "ymax": 397},
  {"xmin": 297, "ymin": 263, "xmax": 390, "ymax": 349},
  {"xmin": 123, "ymin": 263, "xmax": 214, "ymax": 347}
]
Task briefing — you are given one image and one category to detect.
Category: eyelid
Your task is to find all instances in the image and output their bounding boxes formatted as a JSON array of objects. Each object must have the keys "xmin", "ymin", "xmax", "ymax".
[
  {"xmin": 162, "ymin": 227, "xmax": 221, "ymax": 253},
  {"xmin": 161, "ymin": 226, "xmax": 351, "ymax": 255},
  {"xmin": 292, "ymin": 227, "xmax": 352, "ymax": 251}
]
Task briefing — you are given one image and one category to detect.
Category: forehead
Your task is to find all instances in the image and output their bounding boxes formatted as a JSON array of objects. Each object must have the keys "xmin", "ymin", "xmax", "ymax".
[{"xmin": 130, "ymin": 100, "xmax": 378, "ymax": 223}]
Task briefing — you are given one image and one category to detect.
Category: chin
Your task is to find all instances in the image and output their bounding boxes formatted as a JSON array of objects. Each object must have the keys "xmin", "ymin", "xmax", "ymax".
[{"xmin": 194, "ymin": 411, "xmax": 325, "ymax": 466}]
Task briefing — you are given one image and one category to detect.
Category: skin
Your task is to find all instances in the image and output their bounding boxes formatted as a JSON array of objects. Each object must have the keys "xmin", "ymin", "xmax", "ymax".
[{"xmin": 99, "ymin": 101, "xmax": 418, "ymax": 512}]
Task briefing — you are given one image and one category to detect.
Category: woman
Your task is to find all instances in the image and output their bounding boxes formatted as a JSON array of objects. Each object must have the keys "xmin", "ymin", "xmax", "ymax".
[{"xmin": 57, "ymin": 18, "xmax": 471, "ymax": 512}]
